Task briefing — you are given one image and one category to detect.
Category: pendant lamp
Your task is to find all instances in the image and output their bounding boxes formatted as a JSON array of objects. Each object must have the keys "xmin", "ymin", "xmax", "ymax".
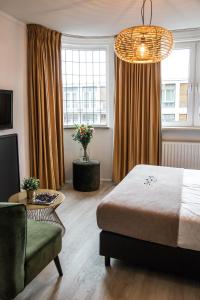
[{"xmin": 114, "ymin": 0, "xmax": 173, "ymax": 63}]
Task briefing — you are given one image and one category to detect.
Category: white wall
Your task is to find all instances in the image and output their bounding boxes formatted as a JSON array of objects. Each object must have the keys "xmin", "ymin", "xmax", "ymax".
[
  {"xmin": 0, "ymin": 11, "xmax": 29, "ymax": 181},
  {"xmin": 64, "ymin": 127, "xmax": 114, "ymax": 181},
  {"xmin": 62, "ymin": 36, "xmax": 115, "ymax": 181}
]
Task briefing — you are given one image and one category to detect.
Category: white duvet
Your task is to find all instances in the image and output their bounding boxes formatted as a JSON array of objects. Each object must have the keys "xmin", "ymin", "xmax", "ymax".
[{"xmin": 178, "ymin": 169, "xmax": 200, "ymax": 251}]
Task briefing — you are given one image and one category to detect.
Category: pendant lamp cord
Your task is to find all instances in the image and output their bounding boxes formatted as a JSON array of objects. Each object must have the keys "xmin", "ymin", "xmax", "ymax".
[{"xmin": 141, "ymin": 0, "xmax": 153, "ymax": 25}]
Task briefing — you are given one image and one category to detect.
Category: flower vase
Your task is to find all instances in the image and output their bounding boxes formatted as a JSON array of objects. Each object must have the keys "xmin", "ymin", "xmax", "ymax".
[
  {"xmin": 81, "ymin": 145, "xmax": 89, "ymax": 163},
  {"xmin": 27, "ymin": 190, "xmax": 36, "ymax": 204}
]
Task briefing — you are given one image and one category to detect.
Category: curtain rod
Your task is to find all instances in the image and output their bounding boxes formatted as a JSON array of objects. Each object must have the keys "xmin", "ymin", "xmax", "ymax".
[{"xmin": 62, "ymin": 33, "xmax": 116, "ymax": 39}]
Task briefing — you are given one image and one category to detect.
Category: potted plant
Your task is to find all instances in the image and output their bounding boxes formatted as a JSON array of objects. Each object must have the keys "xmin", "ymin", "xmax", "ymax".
[
  {"xmin": 72, "ymin": 124, "xmax": 94, "ymax": 162},
  {"xmin": 22, "ymin": 177, "xmax": 40, "ymax": 203}
]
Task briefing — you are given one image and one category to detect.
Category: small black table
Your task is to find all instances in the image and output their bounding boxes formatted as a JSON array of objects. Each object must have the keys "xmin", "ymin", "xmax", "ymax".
[{"xmin": 73, "ymin": 160, "xmax": 100, "ymax": 192}]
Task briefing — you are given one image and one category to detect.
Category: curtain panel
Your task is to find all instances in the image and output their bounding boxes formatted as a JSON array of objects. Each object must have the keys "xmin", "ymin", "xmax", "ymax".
[
  {"xmin": 27, "ymin": 24, "xmax": 65, "ymax": 189},
  {"xmin": 113, "ymin": 56, "xmax": 161, "ymax": 183}
]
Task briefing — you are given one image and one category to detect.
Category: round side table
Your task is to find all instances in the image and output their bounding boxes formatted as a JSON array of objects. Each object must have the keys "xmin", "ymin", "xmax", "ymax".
[
  {"xmin": 73, "ymin": 159, "xmax": 100, "ymax": 192},
  {"xmin": 8, "ymin": 189, "xmax": 66, "ymax": 235}
]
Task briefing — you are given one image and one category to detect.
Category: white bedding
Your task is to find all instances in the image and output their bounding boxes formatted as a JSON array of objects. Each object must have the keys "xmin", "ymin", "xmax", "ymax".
[{"xmin": 178, "ymin": 169, "xmax": 200, "ymax": 251}]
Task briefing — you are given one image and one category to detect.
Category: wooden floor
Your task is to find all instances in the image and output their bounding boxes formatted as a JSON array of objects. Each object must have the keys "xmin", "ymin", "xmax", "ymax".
[{"xmin": 16, "ymin": 182, "xmax": 200, "ymax": 300}]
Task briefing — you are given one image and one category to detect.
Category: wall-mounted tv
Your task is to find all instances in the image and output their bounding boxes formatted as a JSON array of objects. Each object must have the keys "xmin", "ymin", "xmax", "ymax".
[{"xmin": 0, "ymin": 89, "xmax": 13, "ymax": 130}]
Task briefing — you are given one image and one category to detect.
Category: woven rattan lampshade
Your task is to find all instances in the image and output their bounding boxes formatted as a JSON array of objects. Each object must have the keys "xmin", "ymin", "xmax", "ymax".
[
  {"xmin": 114, "ymin": 0, "xmax": 173, "ymax": 64},
  {"xmin": 115, "ymin": 25, "xmax": 173, "ymax": 64}
]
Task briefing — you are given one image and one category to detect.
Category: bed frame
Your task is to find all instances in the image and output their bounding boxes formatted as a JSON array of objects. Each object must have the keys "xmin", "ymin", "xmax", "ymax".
[{"xmin": 100, "ymin": 230, "xmax": 200, "ymax": 277}]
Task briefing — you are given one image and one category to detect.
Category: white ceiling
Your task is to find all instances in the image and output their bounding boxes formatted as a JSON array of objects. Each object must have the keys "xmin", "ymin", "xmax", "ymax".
[{"xmin": 0, "ymin": 0, "xmax": 200, "ymax": 36}]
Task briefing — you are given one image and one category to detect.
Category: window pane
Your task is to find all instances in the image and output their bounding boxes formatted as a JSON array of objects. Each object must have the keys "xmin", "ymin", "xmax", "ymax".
[
  {"xmin": 100, "ymin": 63, "xmax": 106, "ymax": 75},
  {"xmin": 66, "ymin": 62, "xmax": 72, "ymax": 74},
  {"xmin": 80, "ymin": 51, "xmax": 86, "ymax": 62},
  {"xmin": 179, "ymin": 114, "xmax": 187, "ymax": 121},
  {"xmin": 180, "ymin": 83, "xmax": 188, "ymax": 108},
  {"xmin": 62, "ymin": 48, "xmax": 107, "ymax": 126},
  {"xmin": 86, "ymin": 51, "xmax": 93, "ymax": 62},
  {"xmin": 80, "ymin": 63, "xmax": 86, "ymax": 75},
  {"xmin": 72, "ymin": 76, "xmax": 79, "ymax": 87},
  {"xmin": 100, "ymin": 87, "xmax": 106, "ymax": 100},
  {"xmin": 93, "ymin": 51, "xmax": 99, "ymax": 62},
  {"xmin": 87, "ymin": 63, "xmax": 93, "ymax": 75},
  {"xmin": 161, "ymin": 48, "xmax": 190, "ymax": 125},
  {"xmin": 100, "ymin": 51, "xmax": 106, "ymax": 62},
  {"xmin": 100, "ymin": 114, "xmax": 107, "ymax": 125},
  {"xmin": 73, "ymin": 50, "xmax": 79, "ymax": 62},
  {"xmin": 162, "ymin": 114, "xmax": 175, "ymax": 122},
  {"xmin": 73, "ymin": 63, "xmax": 79, "ymax": 75},
  {"xmin": 67, "ymin": 75, "xmax": 72, "ymax": 85},
  {"xmin": 62, "ymin": 75, "xmax": 67, "ymax": 87},
  {"xmin": 66, "ymin": 50, "xmax": 72, "ymax": 61},
  {"xmin": 162, "ymin": 49, "xmax": 190, "ymax": 81},
  {"xmin": 93, "ymin": 63, "xmax": 100, "ymax": 75},
  {"xmin": 101, "ymin": 101, "xmax": 107, "ymax": 112},
  {"xmin": 87, "ymin": 76, "xmax": 93, "ymax": 86}
]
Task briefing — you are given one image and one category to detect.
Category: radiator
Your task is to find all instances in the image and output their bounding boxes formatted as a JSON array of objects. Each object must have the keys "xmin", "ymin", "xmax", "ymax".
[{"xmin": 162, "ymin": 141, "xmax": 200, "ymax": 170}]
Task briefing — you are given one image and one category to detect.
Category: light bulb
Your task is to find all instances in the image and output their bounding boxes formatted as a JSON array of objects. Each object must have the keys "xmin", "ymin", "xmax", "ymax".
[
  {"xmin": 135, "ymin": 37, "xmax": 150, "ymax": 60},
  {"xmin": 139, "ymin": 43, "xmax": 147, "ymax": 57}
]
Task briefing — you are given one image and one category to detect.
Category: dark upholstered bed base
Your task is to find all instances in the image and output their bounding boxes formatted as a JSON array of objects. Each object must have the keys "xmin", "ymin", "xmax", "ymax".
[{"xmin": 100, "ymin": 231, "xmax": 200, "ymax": 278}]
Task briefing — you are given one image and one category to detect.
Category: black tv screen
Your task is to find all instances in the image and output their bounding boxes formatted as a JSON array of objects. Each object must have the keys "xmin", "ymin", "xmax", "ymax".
[
  {"xmin": 0, "ymin": 90, "xmax": 13, "ymax": 130},
  {"xmin": 0, "ymin": 134, "xmax": 20, "ymax": 202}
]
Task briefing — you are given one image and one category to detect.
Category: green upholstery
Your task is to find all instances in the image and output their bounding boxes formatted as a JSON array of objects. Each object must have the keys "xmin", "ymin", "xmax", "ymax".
[
  {"xmin": 0, "ymin": 203, "xmax": 26, "ymax": 300},
  {"xmin": 0, "ymin": 203, "xmax": 62, "ymax": 300},
  {"xmin": 25, "ymin": 220, "xmax": 62, "ymax": 285}
]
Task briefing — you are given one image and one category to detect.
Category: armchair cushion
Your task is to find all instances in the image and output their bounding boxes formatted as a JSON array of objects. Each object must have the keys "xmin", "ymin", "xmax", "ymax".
[{"xmin": 25, "ymin": 220, "xmax": 62, "ymax": 285}]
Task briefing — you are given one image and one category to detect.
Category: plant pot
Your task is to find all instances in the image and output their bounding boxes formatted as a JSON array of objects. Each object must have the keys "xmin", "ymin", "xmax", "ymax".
[{"xmin": 26, "ymin": 190, "xmax": 36, "ymax": 204}]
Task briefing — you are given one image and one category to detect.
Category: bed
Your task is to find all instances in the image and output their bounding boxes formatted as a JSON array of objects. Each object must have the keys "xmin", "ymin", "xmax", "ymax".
[{"xmin": 96, "ymin": 165, "xmax": 200, "ymax": 276}]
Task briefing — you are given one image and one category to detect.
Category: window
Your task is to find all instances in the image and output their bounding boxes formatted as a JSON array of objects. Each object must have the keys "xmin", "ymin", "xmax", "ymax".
[
  {"xmin": 62, "ymin": 47, "xmax": 108, "ymax": 127},
  {"xmin": 162, "ymin": 84, "xmax": 176, "ymax": 108},
  {"xmin": 161, "ymin": 42, "xmax": 200, "ymax": 127},
  {"xmin": 162, "ymin": 114, "xmax": 175, "ymax": 122}
]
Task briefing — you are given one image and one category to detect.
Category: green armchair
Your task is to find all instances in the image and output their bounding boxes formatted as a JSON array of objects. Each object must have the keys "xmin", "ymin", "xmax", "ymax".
[{"xmin": 0, "ymin": 203, "xmax": 63, "ymax": 300}]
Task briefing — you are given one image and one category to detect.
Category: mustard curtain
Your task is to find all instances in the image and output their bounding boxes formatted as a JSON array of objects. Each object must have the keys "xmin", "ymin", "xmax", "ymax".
[
  {"xmin": 27, "ymin": 24, "xmax": 65, "ymax": 189},
  {"xmin": 113, "ymin": 56, "xmax": 161, "ymax": 183}
]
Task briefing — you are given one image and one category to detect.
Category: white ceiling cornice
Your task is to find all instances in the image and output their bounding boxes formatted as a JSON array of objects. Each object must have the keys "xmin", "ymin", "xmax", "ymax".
[{"xmin": 173, "ymin": 28, "xmax": 200, "ymax": 42}]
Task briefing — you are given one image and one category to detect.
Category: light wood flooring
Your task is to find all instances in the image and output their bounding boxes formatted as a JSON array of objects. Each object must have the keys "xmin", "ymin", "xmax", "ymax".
[{"xmin": 16, "ymin": 182, "xmax": 200, "ymax": 300}]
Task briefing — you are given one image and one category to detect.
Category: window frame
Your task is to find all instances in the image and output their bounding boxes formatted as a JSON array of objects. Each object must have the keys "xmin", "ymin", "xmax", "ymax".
[
  {"xmin": 161, "ymin": 42, "xmax": 197, "ymax": 128},
  {"xmin": 194, "ymin": 42, "xmax": 200, "ymax": 127},
  {"xmin": 62, "ymin": 37, "xmax": 114, "ymax": 128}
]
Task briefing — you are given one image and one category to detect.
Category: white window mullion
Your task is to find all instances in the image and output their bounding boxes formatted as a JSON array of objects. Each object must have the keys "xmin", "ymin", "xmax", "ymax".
[
  {"xmin": 194, "ymin": 41, "xmax": 200, "ymax": 126},
  {"xmin": 187, "ymin": 42, "xmax": 196, "ymax": 127}
]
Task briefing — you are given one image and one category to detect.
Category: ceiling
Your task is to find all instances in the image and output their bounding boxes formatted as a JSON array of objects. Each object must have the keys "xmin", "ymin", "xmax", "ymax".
[{"xmin": 0, "ymin": 0, "xmax": 200, "ymax": 36}]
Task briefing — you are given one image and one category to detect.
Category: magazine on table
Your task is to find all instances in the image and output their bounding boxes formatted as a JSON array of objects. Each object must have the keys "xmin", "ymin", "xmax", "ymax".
[{"xmin": 34, "ymin": 192, "xmax": 59, "ymax": 205}]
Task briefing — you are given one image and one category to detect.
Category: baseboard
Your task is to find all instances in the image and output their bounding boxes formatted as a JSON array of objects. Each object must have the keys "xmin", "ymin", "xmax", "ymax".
[
  {"xmin": 100, "ymin": 178, "xmax": 112, "ymax": 182},
  {"xmin": 65, "ymin": 178, "xmax": 112, "ymax": 184},
  {"xmin": 65, "ymin": 179, "xmax": 72, "ymax": 184}
]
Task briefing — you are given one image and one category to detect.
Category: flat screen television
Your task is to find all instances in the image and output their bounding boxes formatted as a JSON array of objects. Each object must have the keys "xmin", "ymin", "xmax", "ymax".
[
  {"xmin": 0, "ymin": 134, "xmax": 20, "ymax": 202},
  {"xmin": 0, "ymin": 89, "xmax": 13, "ymax": 130}
]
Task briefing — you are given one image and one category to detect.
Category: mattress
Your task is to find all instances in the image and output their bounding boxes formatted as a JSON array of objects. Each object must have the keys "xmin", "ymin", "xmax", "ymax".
[
  {"xmin": 97, "ymin": 165, "xmax": 200, "ymax": 252},
  {"xmin": 178, "ymin": 169, "xmax": 200, "ymax": 251}
]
